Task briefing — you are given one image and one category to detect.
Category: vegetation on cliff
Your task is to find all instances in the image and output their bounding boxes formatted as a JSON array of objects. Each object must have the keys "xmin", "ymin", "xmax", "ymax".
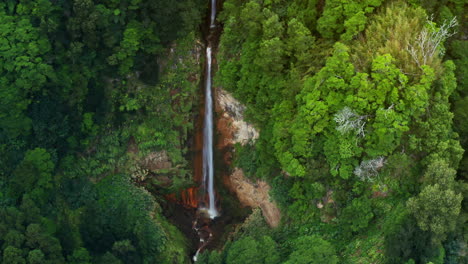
[
  {"xmin": 0, "ymin": 0, "xmax": 205, "ymax": 262},
  {"xmin": 197, "ymin": 0, "xmax": 467, "ymax": 263}
]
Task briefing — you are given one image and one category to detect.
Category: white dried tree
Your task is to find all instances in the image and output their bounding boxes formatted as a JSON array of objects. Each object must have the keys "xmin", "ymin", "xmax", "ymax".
[
  {"xmin": 354, "ymin": 157, "xmax": 386, "ymax": 181},
  {"xmin": 407, "ymin": 16, "xmax": 458, "ymax": 67},
  {"xmin": 334, "ymin": 107, "xmax": 366, "ymax": 137}
]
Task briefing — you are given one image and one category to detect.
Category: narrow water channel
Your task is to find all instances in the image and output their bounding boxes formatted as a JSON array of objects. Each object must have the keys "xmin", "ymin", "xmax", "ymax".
[{"xmin": 202, "ymin": 45, "xmax": 217, "ymax": 219}]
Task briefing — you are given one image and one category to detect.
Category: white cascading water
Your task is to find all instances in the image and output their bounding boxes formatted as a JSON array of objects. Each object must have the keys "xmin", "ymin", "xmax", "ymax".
[
  {"xmin": 210, "ymin": 0, "xmax": 216, "ymax": 28},
  {"xmin": 194, "ymin": 1, "xmax": 218, "ymax": 261},
  {"xmin": 202, "ymin": 0, "xmax": 218, "ymax": 219}
]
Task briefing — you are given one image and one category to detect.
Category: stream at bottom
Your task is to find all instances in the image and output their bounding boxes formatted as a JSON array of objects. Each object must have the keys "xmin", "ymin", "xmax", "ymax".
[{"xmin": 160, "ymin": 188, "xmax": 251, "ymax": 262}]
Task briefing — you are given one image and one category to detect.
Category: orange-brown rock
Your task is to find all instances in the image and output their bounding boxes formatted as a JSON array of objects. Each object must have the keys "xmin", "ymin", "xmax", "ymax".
[{"xmin": 225, "ymin": 168, "xmax": 281, "ymax": 228}]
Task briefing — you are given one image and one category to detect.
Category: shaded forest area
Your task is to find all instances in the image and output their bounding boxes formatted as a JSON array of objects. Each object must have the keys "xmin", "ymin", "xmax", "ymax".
[
  {"xmin": 0, "ymin": 0, "xmax": 207, "ymax": 263},
  {"xmin": 0, "ymin": 0, "xmax": 467, "ymax": 263}
]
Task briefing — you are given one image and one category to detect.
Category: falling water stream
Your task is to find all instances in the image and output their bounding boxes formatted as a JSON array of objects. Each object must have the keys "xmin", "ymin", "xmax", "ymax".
[
  {"xmin": 202, "ymin": 45, "xmax": 218, "ymax": 219},
  {"xmin": 194, "ymin": 0, "xmax": 218, "ymax": 260}
]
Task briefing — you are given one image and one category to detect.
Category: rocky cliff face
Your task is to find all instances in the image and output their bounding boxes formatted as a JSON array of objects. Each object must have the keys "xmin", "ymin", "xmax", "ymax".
[
  {"xmin": 227, "ymin": 168, "xmax": 281, "ymax": 227},
  {"xmin": 216, "ymin": 88, "xmax": 259, "ymax": 146},
  {"xmin": 215, "ymin": 87, "xmax": 281, "ymax": 227}
]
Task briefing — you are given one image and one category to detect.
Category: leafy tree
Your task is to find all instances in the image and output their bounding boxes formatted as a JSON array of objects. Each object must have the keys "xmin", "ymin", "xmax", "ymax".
[
  {"xmin": 112, "ymin": 239, "xmax": 136, "ymax": 256},
  {"xmin": 286, "ymin": 0, "xmax": 318, "ymax": 30},
  {"xmin": 95, "ymin": 252, "xmax": 123, "ymax": 264},
  {"xmin": 67, "ymin": 248, "xmax": 91, "ymax": 264},
  {"xmin": 226, "ymin": 236, "xmax": 261, "ymax": 264},
  {"xmin": 407, "ymin": 184, "xmax": 462, "ymax": 242},
  {"xmin": 81, "ymin": 174, "xmax": 169, "ymax": 262},
  {"xmin": 385, "ymin": 210, "xmax": 441, "ymax": 264},
  {"xmin": 285, "ymin": 18, "xmax": 316, "ymax": 70},
  {"xmin": 4, "ymin": 230, "xmax": 25, "ymax": 248},
  {"xmin": 2, "ymin": 246, "xmax": 26, "ymax": 264},
  {"xmin": 352, "ymin": 2, "xmax": 427, "ymax": 74},
  {"xmin": 422, "ymin": 159, "xmax": 457, "ymax": 188},
  {"xmin": 10, "ymin": 148, "xmax": 54, "ymax": 204},
  {"xmin": 258, "ymin": 236, "xmax": 281, "ymax": 264},
  {"xmin": 316, "ymin": 0, "xmax": 383, "ymax": 39},
  {"xmin": 0, "ymin": 6, "xmax": 53, "ymax": 139},
  {"xmin": 197, "ymin": 250, "xmax": 223, "ymax": 264},
  {"xmin": 107, "ymin": 21, "xmax": 144, "ymax": 75},
  {"xmin": 285, "ymin": 235, "xmax": 338, "ymax": 264},
  {"xmin": 208, "ymin": 251, "xmax": 222, "ymax": 264},
  {"xmin": 340, "ymin": 197, "xmax": 374, "ymax": 233},
  {"xmin": 27, "ymin": 249, "xmax": 45, "ymax": 264},
  {"xmin": 225, "ymin": 235, "xmax": 280, "ymax": 264}
]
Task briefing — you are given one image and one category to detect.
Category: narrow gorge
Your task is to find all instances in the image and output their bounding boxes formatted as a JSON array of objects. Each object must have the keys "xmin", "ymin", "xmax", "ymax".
[
  {"xmin": 193, "ymin": 0, "xmax": 220, "ymax": 258},
  {"xmin": 161, "ymin": 0, "xmax": 281, "ymax": 260}
]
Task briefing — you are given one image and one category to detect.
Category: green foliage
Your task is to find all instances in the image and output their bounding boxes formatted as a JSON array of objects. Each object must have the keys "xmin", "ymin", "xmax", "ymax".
[
  {"xmin": 0, "ymin": 201, "xmax": 65, "ymax": 263},
  {"xmin": 341, "ymin": 226, "xmax": 386, "ymax": 264},
  {"xmin": 449, "ymin": 40, "xmax": 467, "ymax": 95},
  {"xmin": 28, "ymin": 249, "xmax": 45, "ymax": 264},
  {"xmin": 67, "ymin": 248, "xmax": 91, "ymax": 264},
  {"xmin": 196, "ymin": 250, "xmax": 223, "ymax": 264},
  {"xmin": 10, "ymin": 148, "xmax": 55, "ymax": 204},
  {"xmin": 233, "ymin": 143, "xmax": 258, "ymax": 179},
  {"xmin": 340, "ymin": 196, "xmax": 374, "ymax": 233},
  {"xmin": 230, "ymin": 208, "xmax": 271, "ymax": 241},
  {"xmin": 225, "ymin": 236, "xmax": 280, "ymax": 264},
  {"xmin": 1, "ymin": 0, "xmax": 204, "ymax": 263},
  {"xmin": 80, "ymin": 174, "xmax": 170, "ymax": 262},
  {"xmin": 218, "ymin": 1, "xmax": 465, "ymax": 263},
  {"xmin": 352, "ymin": 2, "xmax": 427, "ymax": 74},
  {"xmin": 1, "ymin": 0, "xmax": 466, "ymax": 262},
  {"xmin": 384, "ymin": 208, "xmax": 442, "ymax": 264},
  {"xmin": 3, "ymin": 246, "xmax": 26, "ymax": 264},
  {"xmin": 225, "ymin": 236, "xmax": 262, "ymax": 264},
  {"xmin": 316, "ymin": 0, "xmax": 383, "ymax": 40},
  {"xmin": 284, "ymin": 235, "xmax": 338, "ymax": 264},
  {"xmin": 0, "ymin": 5, "xmax": 53, "ymax": 139},
  {"xmin": 407, "ymin": 184, "xmax": 462, "ymax": 243}
]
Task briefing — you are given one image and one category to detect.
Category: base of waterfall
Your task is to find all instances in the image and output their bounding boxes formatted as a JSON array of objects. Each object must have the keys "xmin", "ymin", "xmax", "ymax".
[{"xmin": 198, "ymin": 207, "xmax": 219, "ymax": 219}]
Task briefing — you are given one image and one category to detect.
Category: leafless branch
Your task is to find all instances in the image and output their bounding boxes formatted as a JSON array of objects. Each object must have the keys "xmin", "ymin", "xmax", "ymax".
[
  {"xmin": 354, "ymin": 157, "xmax": 386, "ymax": 181},
  {"xmin": 407, "ymin": 16, "xmax": 458, "ymax": 67},
  {"xmin": 334, "ymin": 107, "xmax": 366, "ymax": 137}
]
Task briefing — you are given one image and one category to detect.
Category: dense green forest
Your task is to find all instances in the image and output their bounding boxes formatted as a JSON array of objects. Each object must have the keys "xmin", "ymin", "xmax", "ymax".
[
  {"xmin": 0, "ymin": 0, "xmax": 466, "ymax": 263},
  {"xmin": 0, "ymin": 0, "xmax": 206, "ymax": 262},
  {"xmin": 198, "ymin": 0, "xmax": 467, "ymax": 263}
]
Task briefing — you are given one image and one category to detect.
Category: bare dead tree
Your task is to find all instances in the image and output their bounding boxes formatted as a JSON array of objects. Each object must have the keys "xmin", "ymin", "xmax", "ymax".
[
  {"xmin": 354, "ymin": 157, "xmax": 386, "ymax": 181},
  {"xmin": 334, "ymin": 107, "xmax": 366, "ymax": 137},
  {"xmin": 407, "ymin": 16, "xmax": 458, "ymax": 67}
]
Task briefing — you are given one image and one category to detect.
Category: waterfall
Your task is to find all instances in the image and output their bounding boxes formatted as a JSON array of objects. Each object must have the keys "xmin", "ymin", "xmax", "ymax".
[
  {"xmin": 202, "ymin": 0, "xmax": 218, "ymax": 219},
  {"xmin": 210, "ymin": 0, "xmax": 216, "ymax": 28}
]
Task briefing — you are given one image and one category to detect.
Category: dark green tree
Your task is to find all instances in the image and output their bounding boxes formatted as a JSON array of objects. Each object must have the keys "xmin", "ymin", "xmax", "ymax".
[{"xmin": 285, "ymin": 235, "xmax": 338, "ymax": 264}]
